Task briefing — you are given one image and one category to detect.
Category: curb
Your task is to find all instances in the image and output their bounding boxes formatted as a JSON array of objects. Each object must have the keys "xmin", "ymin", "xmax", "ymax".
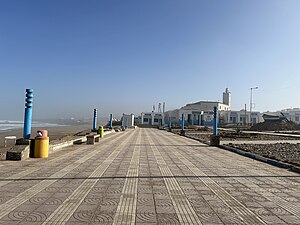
[
  {"xmin": 184, "ymin": 134, "xmax": 210, "ymax": 145},
  {"xmin": 169, "ymin": 130, "xmax": 300, "ymax": 175},
  {"xmin": 50, "ymin": 137, "xmax": 87, "ymax": 153},
  {"xmin": 219, "ymin": 144, "xmax": 300, "ymax": 174},
  {"xmin": 50, "ymin": 130, "xmax": 115, "ymax": 153}
]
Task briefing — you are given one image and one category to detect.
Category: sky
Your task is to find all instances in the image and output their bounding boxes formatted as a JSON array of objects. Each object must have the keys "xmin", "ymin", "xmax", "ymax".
[{"xmin": 1, "ymin": 0, "xmax": 300, "ymax": 120}]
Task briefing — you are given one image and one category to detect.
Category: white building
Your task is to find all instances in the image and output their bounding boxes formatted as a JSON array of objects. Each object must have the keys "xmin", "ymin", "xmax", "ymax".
[
  {"xmin": 278, "ymin": 108, "xmax": 300, "ymax": 124},
  {"xmin": 140, "ymin": 88, "xmax": 265, "ymax": 127},
  {"xmin": 140, "ymin": 112, "xmax": 165, "ymax": 126},
  {"xmin": 121, "ymin": 114, "xmax": 135, "ymax": 127},
  {"xmin": 165, "ymin": 88, "xmax": 231, "ymax": 126},
  {"xmin": 163, "ymin": 88, "xmax": 263, "ymax": 126},
  {"xmin": 220, "ymin": 110, "xmax": 263, "ymax": 125}
]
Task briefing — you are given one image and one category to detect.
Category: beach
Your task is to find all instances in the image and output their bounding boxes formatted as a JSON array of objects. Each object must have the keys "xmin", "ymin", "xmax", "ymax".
[{"xmin": 0, "ymin": 124, "xmax": 92, "ymax": 147}]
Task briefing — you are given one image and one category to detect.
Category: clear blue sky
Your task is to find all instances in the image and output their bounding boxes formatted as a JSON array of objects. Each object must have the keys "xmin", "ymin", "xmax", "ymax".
[{"xmin": 1, "ymin": 0, "xmax": 300, "ymax": 120}]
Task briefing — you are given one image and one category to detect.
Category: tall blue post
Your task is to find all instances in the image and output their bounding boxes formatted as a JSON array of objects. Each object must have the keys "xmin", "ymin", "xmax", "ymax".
[
  {"xmin": 93, "ymin": 109, "xmax": 97, "ymax": 131},
  {"xmin": 122, "ymin": 113, "xmax": 125, "ymax": 127},
  {"xmin": 213, "ymin": 106, "xmax": 218, "ymax": 136},
  {"xmin": 169, "ymin": 117, "xmax": 171, "ymax": 128},
  {"xmin": 109, "ymin": 114, "xmax": 113, "ymax": 129},
  {"xmin": 23, "ymin": 89, "xmax": 33, "ymax": 139},
  {"xmin": 198, "ymin": 115, "xmax": 201, "ymax": 125},
  {"xmin": 181, "ymin": 113, "xmax": 184, "ymax": 130}
]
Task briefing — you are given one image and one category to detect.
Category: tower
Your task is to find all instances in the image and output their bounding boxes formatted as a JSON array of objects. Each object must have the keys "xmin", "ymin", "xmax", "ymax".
[
  {"xmin": 223, "ymin": 88, "xmax": 231, "ymax": 108},
  {"xmin": 158, "ymin": 103, "xmax": 162, "ymax": 113}
]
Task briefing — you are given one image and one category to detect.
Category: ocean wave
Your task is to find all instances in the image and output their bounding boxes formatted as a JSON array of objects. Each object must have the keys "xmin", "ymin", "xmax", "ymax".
[{"xmin": 0, "ymin": 121, "xmax": 64, "ymax": 131}]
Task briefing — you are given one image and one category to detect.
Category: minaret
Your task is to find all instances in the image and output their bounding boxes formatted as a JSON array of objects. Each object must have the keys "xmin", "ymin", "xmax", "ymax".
[{"xmin": 223, "ymin": 88, "xmax": 231, "ymax": 109}]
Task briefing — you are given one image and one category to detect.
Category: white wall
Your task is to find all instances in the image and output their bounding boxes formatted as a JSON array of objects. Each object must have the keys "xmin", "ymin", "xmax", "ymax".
[{"xmin": 122, "ymin": 114, "xmax": 134, "ymax": 127}]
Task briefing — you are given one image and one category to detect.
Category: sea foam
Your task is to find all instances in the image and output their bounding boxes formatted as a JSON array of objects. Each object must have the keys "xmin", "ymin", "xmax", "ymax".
[{"xmin": 0, "ymin": 120, "xmax": 63, "ymax": 131}]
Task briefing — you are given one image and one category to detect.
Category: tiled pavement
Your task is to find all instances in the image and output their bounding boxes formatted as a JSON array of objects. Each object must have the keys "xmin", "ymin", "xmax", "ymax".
[{"xmin": 0, "ymin": 128, "xmax": 300, "ymax": 225}]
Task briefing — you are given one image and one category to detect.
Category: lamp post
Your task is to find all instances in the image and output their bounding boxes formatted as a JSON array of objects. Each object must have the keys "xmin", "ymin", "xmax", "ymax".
[{"xmin": 250, "ymin": 86, "xmax": 258, "ymax": 125}]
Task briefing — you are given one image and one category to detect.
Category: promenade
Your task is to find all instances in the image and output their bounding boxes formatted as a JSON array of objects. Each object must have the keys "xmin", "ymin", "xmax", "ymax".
[{"xmin": 0, "ymin": 128, "xmax": 299, "ymax": 225}]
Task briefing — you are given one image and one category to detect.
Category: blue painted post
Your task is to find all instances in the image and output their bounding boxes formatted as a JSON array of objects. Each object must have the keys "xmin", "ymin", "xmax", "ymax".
[
  {"xmin": 109, "ymin": 114, "xmax": 113, "ymax": 129},
  {"xmin": 23, "ymin": 89, "xmax": 33, "ymax": 139},
  {"xmin": 93, "ymin": 109, "xmax": 97, "ymax": 131},
  {"xmin": 122, "ymin": 113, "xmax": 125, "ymax": 127},
  {"xmin": 198, "ymin": 115, "xmax": 201, "ymax": 125},
  {"xmin": 213, "ymin": 106, "xmax": 218, "ymax": 136},
  {"xmin": 169, "ymin": 117, "xmax": 171, "ymax": 128},
  {"xmin": 181, "ymin": 113, "xmax": 184, "ymax": 130}
]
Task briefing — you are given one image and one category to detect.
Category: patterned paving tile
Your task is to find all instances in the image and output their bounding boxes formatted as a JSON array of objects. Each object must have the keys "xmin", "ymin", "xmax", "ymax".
[{"xmin": 0, "ymin": 128, "xmax": 300, "ymax": 224}]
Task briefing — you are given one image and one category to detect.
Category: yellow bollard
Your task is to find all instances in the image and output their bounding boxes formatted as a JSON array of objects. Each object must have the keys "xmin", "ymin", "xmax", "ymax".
[
  {"xmin": 34, "ymin": 130, "xmax": 49, "ymax": 158},
  {"xmin": 98, "ymin": 126, "xmax": 104, "ymax": 138}
]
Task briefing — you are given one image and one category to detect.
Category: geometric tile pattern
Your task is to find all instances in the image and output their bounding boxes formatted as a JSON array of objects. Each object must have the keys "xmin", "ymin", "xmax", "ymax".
[{"xmin": 0, "ymin": 128, "xmax": 299, "ymax": 225}]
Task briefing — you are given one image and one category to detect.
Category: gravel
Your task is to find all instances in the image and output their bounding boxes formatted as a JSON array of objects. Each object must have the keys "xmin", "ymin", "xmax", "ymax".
[
  {"xmin": 170, "ymin": 128, "xmax": 300, "ymax": 168},
  {"xmin": 250, "ymin": 121, "xmax": 300, "ymax": 131},
  {"xmin": 226, "ymin": 143, "xmax": 300, "ymax": 167}
]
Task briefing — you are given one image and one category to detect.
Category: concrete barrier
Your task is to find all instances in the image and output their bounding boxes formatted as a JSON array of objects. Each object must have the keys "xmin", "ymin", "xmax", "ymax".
[
  {"xmin": 50, "ymin": 137, "xmax": 87, "ymax": 153},
  {"xmin": 6, "ymin": 145, "xmax": 30, "ymax": 161}
]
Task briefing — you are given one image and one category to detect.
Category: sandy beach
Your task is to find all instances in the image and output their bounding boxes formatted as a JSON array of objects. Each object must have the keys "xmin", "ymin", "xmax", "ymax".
[{"xmin": 0, "ymin": 124, "xmax": 92, "ymax": 147}]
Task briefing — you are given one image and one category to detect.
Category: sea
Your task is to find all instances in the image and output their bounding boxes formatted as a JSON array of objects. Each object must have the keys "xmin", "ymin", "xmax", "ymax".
[{"xmin": 0, "ymin": 120, "xmax": 64, "ymax": 132}]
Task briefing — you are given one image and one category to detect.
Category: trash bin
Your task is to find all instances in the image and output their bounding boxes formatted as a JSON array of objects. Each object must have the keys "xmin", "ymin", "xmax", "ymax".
[
  {"xmin": 98, "ymin": 126, "xmax": 104, "ymax": 138},
  {"xmin": 34, "ymin": 130, "xmax": 49, "ymax": 158}
]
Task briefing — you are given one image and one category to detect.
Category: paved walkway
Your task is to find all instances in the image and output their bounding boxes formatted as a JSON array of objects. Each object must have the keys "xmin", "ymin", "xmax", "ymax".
[{"xmin": 0, "ymin": 128, "xmax": 299, "ymax": 225}]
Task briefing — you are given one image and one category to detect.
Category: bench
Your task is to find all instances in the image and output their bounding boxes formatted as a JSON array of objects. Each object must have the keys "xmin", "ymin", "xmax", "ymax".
[{"xmin": 86, "ymin": 134, "xmax": 100, "ymax": 145}]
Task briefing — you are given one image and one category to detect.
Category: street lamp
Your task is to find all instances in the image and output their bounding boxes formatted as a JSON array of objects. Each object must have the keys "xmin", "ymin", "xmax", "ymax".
[{"xmin": 250, "ymin": 86, "xmax": 258, "ymax": 125}]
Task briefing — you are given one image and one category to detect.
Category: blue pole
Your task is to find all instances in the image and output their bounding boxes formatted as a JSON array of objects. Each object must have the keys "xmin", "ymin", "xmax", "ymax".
[
  {"xmin": 23, "ymin": 89, "xmax": 33, "ymax": 139},
  {"xmin": 109, "ymin": 114, "xmax": 113, "ymax": 129},
  {"xmin": 213, "ymin": 106, "xmax": 218, "ymax": 136},
  {"xmin": 181, "ymin": 113, "xmax": 184, "ymax": 130},
  {"xmin": 198, "ymin": 115, "xmax": 201, "ymax": 125},
  {"xmin": 169, "ymin": 117, "xmax": 171, "ymax": 128},
  {"xmin": 93, "ymin": 109, "xmax": 97, "ymax": 131}
]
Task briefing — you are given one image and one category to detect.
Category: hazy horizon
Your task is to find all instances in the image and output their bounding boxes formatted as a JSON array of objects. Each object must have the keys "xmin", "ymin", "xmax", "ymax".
[{"xmin": 1, "ymin": 0, "xmax": 300, "ymax": 120}]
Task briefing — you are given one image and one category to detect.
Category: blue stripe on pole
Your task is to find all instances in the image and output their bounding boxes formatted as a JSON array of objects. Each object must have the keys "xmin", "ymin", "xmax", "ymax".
[
  {"xmin": 109, "ymin": 114, "xmax": 113, "ymax": 128},
  {"xmin": 23, "ymin": 89, "xmax": 33, "ymax": 139},
  {"xmin": 93, "ymin": 109, "xmax": 97, "ymax": 130},
  {"xmin": 213, "ymin": 106, "xmax": 218, "ymax": 136}
]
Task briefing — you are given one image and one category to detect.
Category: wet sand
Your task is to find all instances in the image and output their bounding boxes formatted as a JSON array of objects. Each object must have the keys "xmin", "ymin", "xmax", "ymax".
[{"xmin": 0, "ymin": 124, "xmax": 92, "ymax": 147}]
